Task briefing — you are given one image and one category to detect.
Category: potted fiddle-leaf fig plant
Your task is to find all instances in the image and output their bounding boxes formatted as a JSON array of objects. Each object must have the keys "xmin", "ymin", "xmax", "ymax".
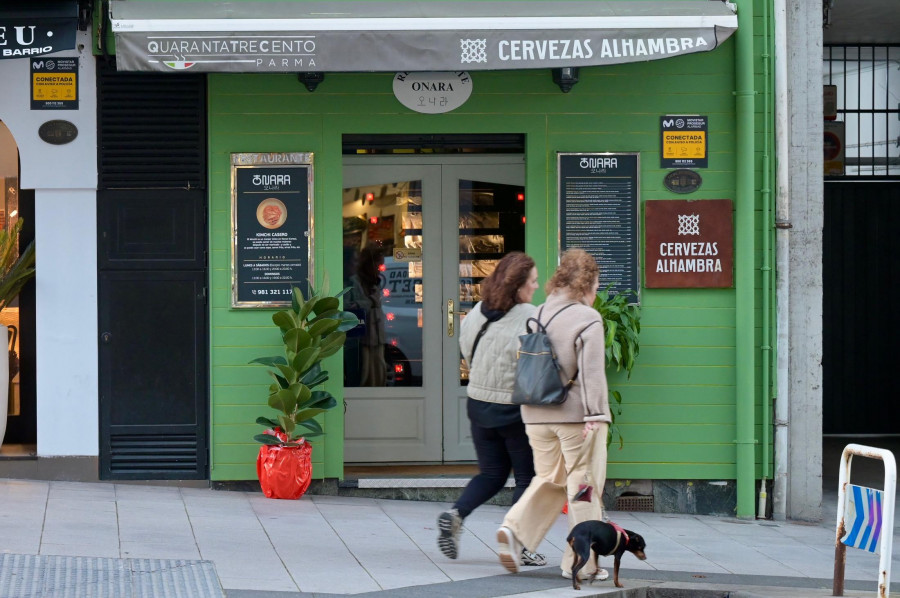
[
  {"xmin": 250, "ymin": 284, "xmax": 359, "ymax": 499},
  {"xmin": 0, "ymin": 219, "xmax": 35, "ymax": 447},
  {"xmin": 593, "ymin": 285, "xmax": 642, "ymax": 449}
]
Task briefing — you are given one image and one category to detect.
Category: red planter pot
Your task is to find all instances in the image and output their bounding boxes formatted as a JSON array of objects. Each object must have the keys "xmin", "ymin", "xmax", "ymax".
[{"xmin": 257, "ymin": 441, "xmax": 313, "ymax": 499}]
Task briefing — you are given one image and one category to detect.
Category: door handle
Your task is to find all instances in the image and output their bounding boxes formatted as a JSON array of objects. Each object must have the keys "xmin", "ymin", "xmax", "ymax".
[{"xmin": 447, "ymin": 299, "xmax": 455, "ymax": 337}]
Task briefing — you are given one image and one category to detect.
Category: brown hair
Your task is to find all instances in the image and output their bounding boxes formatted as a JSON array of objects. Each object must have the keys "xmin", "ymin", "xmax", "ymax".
[
  {"xmin": 481, "ymin": 252, "xmax": 536, "ymax": 312},
  {"xmin": 545, "ymin": 248, "xmax": 599, "ymax": 299}
]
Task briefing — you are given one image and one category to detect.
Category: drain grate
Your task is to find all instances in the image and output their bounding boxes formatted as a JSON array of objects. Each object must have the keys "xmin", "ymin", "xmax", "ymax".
[
  {"xmin": 0, "ymin": 554, "xmax": 223, "ymax": 598},
  {"xmin": 616, "ymin": 495, "xmax": 655, "ymax": 512}
]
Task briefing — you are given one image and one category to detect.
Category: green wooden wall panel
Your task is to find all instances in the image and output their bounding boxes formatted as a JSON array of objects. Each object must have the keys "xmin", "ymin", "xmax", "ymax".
[
  {"xmin": 609, "ymin": 443, "xmax": 734, "ymax": 463},
  {"xmin": 206, "ymin": 9, "xmax": 773, "ymax": 481},
  {"xmin": 210, "ymin": 308, "xmax": 277, "ymax": 327},
  {"xmin": 213, "ymin": 365, "xmax": 272, "ymax": 387},
  {"xmin": 213, "ymin": 346, "xmax": 282, "ymax": 365},
  {"xmin": 616, "ymin": 404, "xmax": 734, "ymax": 425},
  {"xmin": 608, "ymin": 385, "xmax": 734, "ymax": 405},
  {"xmin": 215, "ymin": 404, "xmax": 274, "ymax": 424},
  {"xmin": 213, "ymin": 327, "xmax": 282, "ymax": 347},
  {"xmin": 639, "ymin": 307, "xmax": 735, "ymax": 328},
  {"xmin": 638, "ymin": 327, "xmax": 734, "ymax": 347},
  {"xmin": 615, "ymin": 344, "xmax": 735, "ymax": 367},
  {"xmin": 607, "ymin": 463, "xmax": 735, "ymax": 480},
  {"xmin": 613, "ymin": 424, "xmax": 736, "ymax": 444},
  {"xmin": 623, "ymin": 365, "xmax": 735, "ymax": 386},
  {"xmin": 215, "ymin": 443, "xmax": 325, "ymax": 472},
  {"xmin": 638, "ymin": 290, "xmax": 735, "ymax": 308}
]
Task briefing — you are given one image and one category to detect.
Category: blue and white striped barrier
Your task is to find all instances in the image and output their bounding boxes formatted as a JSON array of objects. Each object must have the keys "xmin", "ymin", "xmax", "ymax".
[
  {"xmin": 833, "ymin": 444, "xmax": 896, "ymax": 598},
  {"xmin": 841, "ymin": 484, "xmax": 884, "ymax": 553}
]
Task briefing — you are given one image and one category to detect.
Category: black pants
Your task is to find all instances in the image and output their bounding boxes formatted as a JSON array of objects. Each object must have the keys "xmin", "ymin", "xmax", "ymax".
[{"xmin": 454, "ymin": 419, "xmax": 535, "ymax": 518}]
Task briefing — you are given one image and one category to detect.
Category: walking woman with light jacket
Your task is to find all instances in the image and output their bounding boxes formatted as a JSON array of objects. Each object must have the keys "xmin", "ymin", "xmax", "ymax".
[
  {"xmin": 495, "ymin": 248, "xmax": 612, "ymax": 583},
  {"xmin": 437, "ymin": 252, "xmax": 546, "ymax": 567}
]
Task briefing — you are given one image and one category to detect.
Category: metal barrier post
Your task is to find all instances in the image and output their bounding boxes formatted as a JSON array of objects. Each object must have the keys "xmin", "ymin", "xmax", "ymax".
[{"xmin": 833, "ymin": 443, "xmax": 896, "ymax": 598}]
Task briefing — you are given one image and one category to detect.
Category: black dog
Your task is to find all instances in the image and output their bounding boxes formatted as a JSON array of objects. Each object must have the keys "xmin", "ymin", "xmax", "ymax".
[{"xmin": 566, "ymin": 520, "xmax": 647, "ymax": 589}]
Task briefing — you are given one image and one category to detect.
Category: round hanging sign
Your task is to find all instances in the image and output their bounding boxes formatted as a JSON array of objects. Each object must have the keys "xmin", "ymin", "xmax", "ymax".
[{"xmin": 393, "ymin": 72, "xmax": 472, "ymax": 114}]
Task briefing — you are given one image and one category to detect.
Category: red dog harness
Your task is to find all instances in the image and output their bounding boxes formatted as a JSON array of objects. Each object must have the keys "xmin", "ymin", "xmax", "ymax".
[{"xmin": 601, "ymin": 521, "xmax": 630, "ymax": 556}]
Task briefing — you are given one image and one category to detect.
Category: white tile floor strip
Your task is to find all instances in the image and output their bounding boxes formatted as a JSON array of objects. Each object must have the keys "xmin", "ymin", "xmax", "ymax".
[{"xmin": 357, "ymin": 477, "xmax": 514, "ymax": 488}]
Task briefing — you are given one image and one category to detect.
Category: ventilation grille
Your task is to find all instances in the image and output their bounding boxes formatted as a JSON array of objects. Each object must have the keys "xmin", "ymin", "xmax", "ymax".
[
  {"xmin": 615, "ymin": 495, "xmax": 655, "ymax": 512},
  {"xmin": 109, "ymin": 434, "xmax": 200, "ymax": 475},
  {"xmin": 97, "ymin": 61, "xmax": 206, "ymax": 189}
]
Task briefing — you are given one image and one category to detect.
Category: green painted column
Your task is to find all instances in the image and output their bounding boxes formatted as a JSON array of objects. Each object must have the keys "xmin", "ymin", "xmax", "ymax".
[{"xmin": 734, "ymin": 0, "xmax": 757, "ymax": 519}]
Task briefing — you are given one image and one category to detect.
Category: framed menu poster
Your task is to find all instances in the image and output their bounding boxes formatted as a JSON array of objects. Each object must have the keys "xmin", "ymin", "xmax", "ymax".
[
  {"xmin": 558, "ymin": 152, "xmax": 640, "ymax": 302},
  {"xmin": 231, "ymin": 152, "xmax": 313, "ymax": 308}
]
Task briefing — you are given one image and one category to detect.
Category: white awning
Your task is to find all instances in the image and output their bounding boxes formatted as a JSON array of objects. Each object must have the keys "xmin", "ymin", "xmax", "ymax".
[{"xmin": 110, "ymin": 0, "xmax": 738, "ymax": 73}]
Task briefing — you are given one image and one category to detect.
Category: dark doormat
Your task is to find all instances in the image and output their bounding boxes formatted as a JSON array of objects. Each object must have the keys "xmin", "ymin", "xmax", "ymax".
[{"xmin": 0, "ymin": 554, "xmax": 223, "ymax": 598}]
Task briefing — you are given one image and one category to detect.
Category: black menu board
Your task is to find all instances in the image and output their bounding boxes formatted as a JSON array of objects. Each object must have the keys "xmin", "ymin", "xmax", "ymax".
[
  {"xmin": 231, "ymin": 153, "xmax": 313, "ymax": 308},
  {"xmin": 558, "ymin": 153, "xmax": 639, "ymax": 300}
]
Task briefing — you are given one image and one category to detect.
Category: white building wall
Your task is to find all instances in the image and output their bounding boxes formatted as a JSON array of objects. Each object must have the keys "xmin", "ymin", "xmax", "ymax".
[{"xmin": 0, "ymin": 29, "xmax": 98, "ymax": 456}]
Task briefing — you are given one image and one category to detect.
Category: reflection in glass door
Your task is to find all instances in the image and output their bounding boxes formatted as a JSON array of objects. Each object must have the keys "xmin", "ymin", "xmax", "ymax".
[
  {"xmin": 441, "ymin": 165, "xmax": 525, "ymax": 461},
  {"xmin": 343, "ymin": 157, "xmax": 524, "ymax": 463}
]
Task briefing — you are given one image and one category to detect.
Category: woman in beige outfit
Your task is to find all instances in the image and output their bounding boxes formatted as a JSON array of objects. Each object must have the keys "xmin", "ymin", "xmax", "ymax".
[{"xmin": 496, "ymin": 249, "xmax": 611, "ymax": 582}]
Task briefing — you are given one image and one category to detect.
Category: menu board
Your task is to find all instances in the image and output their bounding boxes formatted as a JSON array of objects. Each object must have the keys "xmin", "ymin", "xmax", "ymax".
[
  {"xmin": 231, "ymin": 153, "xmax": 313, "ymax": 308},
  {"xmin": 558, "ymin": 153, "xmax": 639, "ymax": 300}
]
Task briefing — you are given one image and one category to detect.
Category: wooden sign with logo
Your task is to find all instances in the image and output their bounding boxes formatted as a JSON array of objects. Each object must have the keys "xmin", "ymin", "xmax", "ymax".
[{"xmin": 644, "ymin": 199, "xmax": 733, "ymax": 288}]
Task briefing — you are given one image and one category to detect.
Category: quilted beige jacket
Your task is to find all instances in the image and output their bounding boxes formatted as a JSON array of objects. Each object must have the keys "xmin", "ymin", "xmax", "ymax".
[{"xmin": 460, "ymin": 302, "xmax": 536, "ymax": 404}]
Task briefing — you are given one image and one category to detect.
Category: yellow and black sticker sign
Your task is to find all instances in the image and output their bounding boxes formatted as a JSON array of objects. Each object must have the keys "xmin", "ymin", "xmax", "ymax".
[
  {"xmin": 31, "ymin": 57, "xmax": 78, "ymax": 110},
  {"xmin": 660, "ymin": 115, "xmax": 708, "ymax": 168}
]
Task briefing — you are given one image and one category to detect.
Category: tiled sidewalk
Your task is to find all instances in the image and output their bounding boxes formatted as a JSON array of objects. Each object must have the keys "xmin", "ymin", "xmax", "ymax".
[{"xmin": 0, "ymin": 479, "xmax": 895, "ymax": 597}]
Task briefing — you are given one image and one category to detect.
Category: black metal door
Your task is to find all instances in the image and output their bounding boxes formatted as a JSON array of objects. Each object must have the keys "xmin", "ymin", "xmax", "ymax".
[
  {"xmin": 823, "ymin": 181, "xmax": 900, "ymax": 433},
  {"xmin": 97, "ymin": 62, "xmax": 208, "ymax": 479},
  {"xmin": 98, "ymin": 189, "xmax": 208, "ymax": 479}
]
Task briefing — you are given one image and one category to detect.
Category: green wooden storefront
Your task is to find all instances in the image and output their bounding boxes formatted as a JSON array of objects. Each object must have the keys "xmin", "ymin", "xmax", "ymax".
[{"xmin": 106, "ymin": 0, "xmax": 776, "ymax": 517}]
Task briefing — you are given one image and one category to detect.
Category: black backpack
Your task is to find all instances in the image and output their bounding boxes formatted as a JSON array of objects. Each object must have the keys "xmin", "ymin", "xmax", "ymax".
[{"xmin": 511, "ymin": 304, "xmax": 576, "ymax": 406}]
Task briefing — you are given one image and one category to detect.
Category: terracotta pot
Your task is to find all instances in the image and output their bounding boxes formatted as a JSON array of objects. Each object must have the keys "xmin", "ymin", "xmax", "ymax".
[{"xmin": 256, "ymin": 441, "xmax": 313, "ymax": 499}]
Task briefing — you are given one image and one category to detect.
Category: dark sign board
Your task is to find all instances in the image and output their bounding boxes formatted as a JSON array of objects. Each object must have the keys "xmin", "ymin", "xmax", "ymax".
[
  {"xmin": 644, "ymin": 199, "xmax": 733, "ymax": 288},
  {"xmin": 231, "ymin": 153, "xmax": 313, "ymax": 308},
  {"xmin": 38, "ymin": 119, "xmax": 77, "ymax": 145},
  {"xmin": 661, "ymin": 115, "xmax": 708, "ymax": 168},
  {"xmin": 663, "ymin": 169, "xmax": 702, "ymax": 194},
  {"xmin": 31, "ymin": 56, "xmax": 78, "ymax": 110},
  {"xmin": 1, "ymin": 1, "xmax": 77, "ymax": 59},
  {"xmin": 558, "ymin": 152, "xmax": 639, "ymax": 300}
]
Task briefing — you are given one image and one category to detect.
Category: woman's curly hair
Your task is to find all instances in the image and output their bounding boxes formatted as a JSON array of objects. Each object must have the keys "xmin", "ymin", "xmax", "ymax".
[
  {"xmin": 545, "ymin": 248, "xmax": 599, "ymax": 300},
  {"xmin": 481, "ymin": 252, "xmax": 536, "ymax": 312}
]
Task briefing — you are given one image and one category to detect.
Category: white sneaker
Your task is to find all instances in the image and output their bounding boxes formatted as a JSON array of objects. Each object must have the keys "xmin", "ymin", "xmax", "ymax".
[
  {"xmin": 520, "ymin": 547, "xmax": 546, "ymax": 566},
  {"xmin": 496, "ymin": 526, "xmax": 520, "ymax": 574},
  {"xmin": 562, "ymin": 568, "xmax": 610, "ymax": 582}
]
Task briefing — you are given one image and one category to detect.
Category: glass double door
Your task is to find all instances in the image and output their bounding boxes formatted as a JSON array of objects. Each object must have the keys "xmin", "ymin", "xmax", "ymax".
[{"xmin": 342, "ymin": 155, "xmax": 525, "ymax": 462}]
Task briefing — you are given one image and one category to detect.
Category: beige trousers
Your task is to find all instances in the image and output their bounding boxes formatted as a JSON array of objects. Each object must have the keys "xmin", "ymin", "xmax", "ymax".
[{"xmin": 501, "ymin": 422, "xmax": 608, "ymax": 573}]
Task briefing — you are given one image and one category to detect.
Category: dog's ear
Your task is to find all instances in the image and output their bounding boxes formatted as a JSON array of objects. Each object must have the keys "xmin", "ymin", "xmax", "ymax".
[{"xmin": 629, "ymin": 533, "xmax": 646, "ymax": 550}]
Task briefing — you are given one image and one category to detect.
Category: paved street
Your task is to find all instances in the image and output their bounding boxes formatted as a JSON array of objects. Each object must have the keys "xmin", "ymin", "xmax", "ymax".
[{"xmin": 0, "ymin": 478, "xmax": 896, "ymax": 597}]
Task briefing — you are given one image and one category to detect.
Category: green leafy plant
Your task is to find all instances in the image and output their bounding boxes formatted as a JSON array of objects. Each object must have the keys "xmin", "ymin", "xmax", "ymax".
[
  {"xmin": 0, "ymin": 219, "xmax": 35, "ymax": 314},
  {"xmin": 592, "ymin": 285, "xmax": 642, "ymax": 449},
  {"xmin": 251, "ymin": 285, "xmax": 359, "ymax": 446}
]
